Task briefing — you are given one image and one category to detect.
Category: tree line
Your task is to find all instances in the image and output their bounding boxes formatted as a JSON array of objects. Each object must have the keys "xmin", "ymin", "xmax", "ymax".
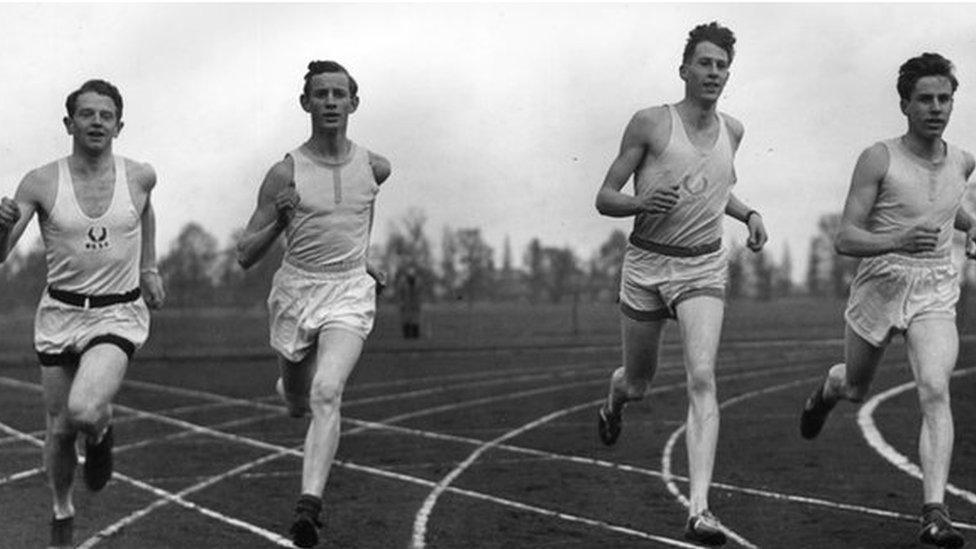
[{"xmin": 1, "ymin": 209, "xmax": 910, "ymax": 311}]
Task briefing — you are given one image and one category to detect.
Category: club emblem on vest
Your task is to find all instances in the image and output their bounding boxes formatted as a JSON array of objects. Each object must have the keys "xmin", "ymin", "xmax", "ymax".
[
  {"xmin": 85, "ymin": 226, "xmax": 110, "ymax": 250},
  {"xmin": 679, "ymin": 164, "xmax": 709, "ymax": 195}
]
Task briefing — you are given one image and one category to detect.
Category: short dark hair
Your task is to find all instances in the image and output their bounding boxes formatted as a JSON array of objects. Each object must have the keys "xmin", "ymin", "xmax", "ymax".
[
  {"xmin": 303, "ymin": 60, "xmax": 358, "ymax": 98},
  {"xmin": 897, "ymin": 53, "xmax": 958, "ymax": 101},
  {"xmin": 682, "ymin": 22, "xmax": 736, "ymax": 66},
  {"xmin": 65, "ymin": 79, "xmax": 123, "ymax": 119}
]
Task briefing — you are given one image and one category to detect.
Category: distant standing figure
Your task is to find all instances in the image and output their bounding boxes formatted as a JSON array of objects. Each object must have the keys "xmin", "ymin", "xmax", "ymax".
[{"xmin": 395, "ymin": 264, "xmax": 423, "ymax": 339}]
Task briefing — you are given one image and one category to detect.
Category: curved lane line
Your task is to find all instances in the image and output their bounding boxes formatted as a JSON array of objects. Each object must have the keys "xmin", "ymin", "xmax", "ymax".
[{"xmin": 857, "ymin": 367, "xmax": 976, "ymax": 505}]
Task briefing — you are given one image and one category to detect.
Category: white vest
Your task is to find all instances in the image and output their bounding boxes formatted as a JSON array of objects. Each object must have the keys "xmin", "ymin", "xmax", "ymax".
[
  {"xmin": 40, "ymin": 156, "xmax": 141, "ymax": 294},
  {"xmin": 283, "ymin": 143, "xmax": 379, "ymax": 270}
]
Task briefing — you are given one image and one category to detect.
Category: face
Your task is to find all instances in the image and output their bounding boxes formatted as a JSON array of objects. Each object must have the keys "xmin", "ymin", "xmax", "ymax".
[
  {"xmin": 301, "ymin": 72, "xmax": 359, "ymax": 130},
  {"xmin": 64, "ymin": 91, "xmax": 122, "ymax": 152},
  {"xmin": 901, "ymin": 75, "xmax": 954, "ymax": 140},
  {"xmin": 680, "ymin": 41, "xmax": 730, "ymax": 102}
]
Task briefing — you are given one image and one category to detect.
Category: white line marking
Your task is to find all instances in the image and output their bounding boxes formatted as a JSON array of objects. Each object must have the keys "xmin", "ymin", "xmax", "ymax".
[
  {"xmin": 858, "ymin": 367, "xmax": 976, "ymax": 505},
  {"xmin": 0, "ymin": 419, "xmax": 293, "ymax": 547}
]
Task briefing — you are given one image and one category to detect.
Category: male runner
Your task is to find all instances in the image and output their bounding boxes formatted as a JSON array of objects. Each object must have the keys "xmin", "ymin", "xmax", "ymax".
[
  {"xmin": 799, "ymin": 52, "xmax": 975, "ymax": 549},
  {"xmin": 594, "ymin": 22, "xmax": 767, "ymax": 546},
  {"xmin": 0, "ymin": 79, "xmax": 164, "ymax": 548},
  {"xmin": 237, "ymin": 60, "xmax": 391, "ymax": 548}
]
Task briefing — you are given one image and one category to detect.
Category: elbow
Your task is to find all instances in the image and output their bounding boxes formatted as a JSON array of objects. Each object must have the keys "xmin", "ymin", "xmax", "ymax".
[
  {"xmin": 833, "ymin": 233, "xmax": 852, "ymax": 257},
  {"xmin": 235, "ymin": 245, "xmax": 253, "ymax": 270},
  {"xmin": 595, "ymin": 194, "xmax": 610, "ymax": 216}
]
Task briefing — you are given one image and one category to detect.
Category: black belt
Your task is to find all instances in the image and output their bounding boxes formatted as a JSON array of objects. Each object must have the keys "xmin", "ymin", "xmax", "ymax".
[
  {"xmin": 628, "ymin": 234, "xmax": 721, "ymax": 257},
  {"xmin": 48, "ymin": 287, "xmax": 141, "ymax": 308}
]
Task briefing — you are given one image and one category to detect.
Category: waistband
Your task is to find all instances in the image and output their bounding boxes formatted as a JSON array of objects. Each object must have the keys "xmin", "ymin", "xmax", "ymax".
[
  {"xmin": 48, "ymin": 287, "xmax": 141, "ymax": 309},
  {"xmin": 284, "ymin": 255, "xmax": 366, "ymax": 273},
  {"xmin": 869, "ymin": 251, "xmax": 953, "ymax": 267},
  {"xmin": 628, "ymin": 234, "xmax": 722, "ymax": 257}
]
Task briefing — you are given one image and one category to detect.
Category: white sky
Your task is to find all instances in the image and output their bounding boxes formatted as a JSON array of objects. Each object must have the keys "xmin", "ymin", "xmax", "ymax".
[{"xmin": 3, "ymin": 3, "xmax": 976, "ymax": 281}]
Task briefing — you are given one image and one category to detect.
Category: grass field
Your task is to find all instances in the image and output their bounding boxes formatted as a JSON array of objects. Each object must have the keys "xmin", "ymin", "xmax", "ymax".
[{"xmin": 1, "ymin": 297, "xmax": 975, "ymax": 548}]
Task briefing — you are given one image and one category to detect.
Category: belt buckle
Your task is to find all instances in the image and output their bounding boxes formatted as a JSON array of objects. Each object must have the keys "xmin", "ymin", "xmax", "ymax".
[{"xmin": 83, "ymin": 296, "xmax": 91, "ymax": 310}]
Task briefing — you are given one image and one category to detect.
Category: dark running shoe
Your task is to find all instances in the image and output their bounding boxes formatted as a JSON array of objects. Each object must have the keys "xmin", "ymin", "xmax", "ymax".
[
  {"xmin": 49, "ymin": 515, "xmax": 73, "ymax": 549},
  {"xmin": 83, "ymin": 425, "xmax": 114, "ymax": 491},
  {"xmin": 684, "ymin": 510, "xmax": 728, "ymax": 546},
  {"xmin": 290, "ymin": 495, "xmax": 323, "ymax": 548},
  {"xmin": 800, "ymin": 382, "xmax": 836, "ymax": 440},
  {"xmin": 919, "ymin": 503, "xmax": 965, "ymax": 548},
  {"xmin": 597, "ymin": 404, "xmax": 622, "ymax": 446}
]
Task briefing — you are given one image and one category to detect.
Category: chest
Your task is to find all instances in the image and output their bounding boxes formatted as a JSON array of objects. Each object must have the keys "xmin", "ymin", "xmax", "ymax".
[
  {"xmin": 71, "ymin": 175, "xmax": 117, "ymax": 218},
  {"xmin": 294, "ymin": 161, "xmax": 377, "ymax": 213}
]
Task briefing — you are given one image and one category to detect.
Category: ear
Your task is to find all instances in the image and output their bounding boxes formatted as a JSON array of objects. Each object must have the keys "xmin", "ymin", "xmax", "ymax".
[
  {"xmin": 114, "ymin": 120, "xmax": 124, "ymax": 136},
  {"xmin": 900, "ymin": 98, "xmax": 909, "ymax": 115},
  {"xmin": 63, "ymin": 116, "xmax": 73, "ymax": 134},
  {"xmin": 678, "ymin": 63, "xmax": 688, "ymax": 82},
  {"xmin": 299, "ymin": 94, "xmax": 311, "ymax": 113},
  {"xmin": 349, "ymin": 95, "xmax": 360, "ymax": 113}
]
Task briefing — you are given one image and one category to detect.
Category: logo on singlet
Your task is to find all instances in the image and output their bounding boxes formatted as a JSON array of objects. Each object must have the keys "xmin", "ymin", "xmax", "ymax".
[
  {"xmin": 679, "ymin": 162, "xmax": 710, "ymax": 196},
  {"xmin": 85, "ymin": 226, "xmax": 110, "ymax": 250}
]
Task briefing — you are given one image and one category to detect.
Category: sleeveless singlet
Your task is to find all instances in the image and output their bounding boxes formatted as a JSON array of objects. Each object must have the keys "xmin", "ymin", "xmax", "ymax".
[
  {"xmin": 631, "ymin": 104, "xmax": 736, "ymax": 249},
  {"xmin": 40, "ymin": 156, "xmax": 141, "ymax": 294},
  {"xmin": 283, "ymin": 143, "xmax": 379, "ymax": 269},
  {"xmin": 871, "ymin": 137, "xmax": 969, "ymax": 258}
]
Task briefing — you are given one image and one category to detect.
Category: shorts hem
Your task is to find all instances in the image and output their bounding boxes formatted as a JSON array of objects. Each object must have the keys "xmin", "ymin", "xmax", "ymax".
[
  {"xmin": 37, "ymin": 333, "xmax": 136, "ymax": 367},
  {"xmin": 671, "ymin": 288, "xmax": 725, "ymax": 309},
  {"xmin": 844, "ymin": 313, "xmax": 887, "ymax": 348},
  {"xmin": 620, "ymin": 301, "xmax": 672, "ymax": 321}
]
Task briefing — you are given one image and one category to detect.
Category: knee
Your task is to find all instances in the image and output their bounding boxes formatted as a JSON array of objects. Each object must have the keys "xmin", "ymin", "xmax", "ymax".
[
  {"xmin": 916, "ymin": 377, "xmax": 951, "ymax": 409},
  {"xmin": 686, "ymin": 368, "xmax": 717, "ymax": 397},
  {"xmin": 309, "ymin": 378, "xmax": 344, "ymax": 410},
  {"xmin": 66, "ymin": 400, "xmax": 103, "ymax": 433}
]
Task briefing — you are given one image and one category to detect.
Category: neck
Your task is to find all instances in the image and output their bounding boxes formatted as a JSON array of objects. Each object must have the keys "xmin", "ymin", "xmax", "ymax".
[
  {"xmin": 901, "ymin": 132, "xmax": 945, "ymax": 161},
  {"xmin": 305, "ymin": 129, "xmax": 350, "ymax": 160},
  {"xmin": 70, "ymin": 145, "xmax": 113, "ymax": 175},
  {"xmin": 676, "ymin": 98, "xmax": 718, "ymax": 128}
]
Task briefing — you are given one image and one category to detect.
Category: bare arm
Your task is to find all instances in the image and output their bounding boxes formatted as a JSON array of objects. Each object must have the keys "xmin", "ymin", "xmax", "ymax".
[
  {"xmin": 369, "ymin": 151, "xmax": 392, "ymax": 185},
  {"xmin": 0, "ymin": 172, "xmax": 44, "ymax": 263},
  {"xmin": 595, "ymin": 109, "xmax": 679, "ymax": 218},
  {"xmin": 835, "ymin": 144, "xmax": 939, "ymax": 257},
  {"xmin": 135, "ymin": 166, "xmax": 166, "ymax": 308},
  {"xmin": 726, "ymin": 193, "xmax": 767, "ymax": 252},
  {"xmin": 236, "ymin": 159, "xmax": 298, "ymax": 270}
]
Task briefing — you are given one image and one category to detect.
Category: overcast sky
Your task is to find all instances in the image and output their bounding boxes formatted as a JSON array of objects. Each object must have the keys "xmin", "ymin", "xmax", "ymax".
[{"xmin": 3, "ymin": 3, "xmax": 976, "ymax": 280}]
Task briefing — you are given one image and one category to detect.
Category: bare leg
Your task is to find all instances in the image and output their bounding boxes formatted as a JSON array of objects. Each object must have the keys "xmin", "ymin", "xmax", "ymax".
[
  {"xmin": 674, "ymin": 296, "xmax": 723, "ymax": 517},
  {"xmin": 823, "ymin": 325, "xmax": 887, "ymax": 403},
  {"xmin": 68, "ymin": 344, "xmax": 128, "ymax": 440},
  {"xmin": 607, "ymin": 314, "xmax": 666, "ymax": 413},
  {"xmin": 905, "ymin": 318, "xmax": 958, "ymax": 505},
  {"xmin": 40, "ymin": 367, "xmax": 77, "ymax": 520},
  {"xmin": 301, "ymin": 329, "xmax": 364, "ymax": 497},
  {"xmin": 277, "ymin": 350, "xmax": 317, "ymax": 418}
]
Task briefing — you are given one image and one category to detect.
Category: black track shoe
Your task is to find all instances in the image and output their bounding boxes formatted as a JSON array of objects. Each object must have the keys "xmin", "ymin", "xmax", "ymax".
[
  {"xmin": 84, "ymin": 425, "xmax": 114, "ymax": 491},
  {"xmin": 597, "ymin": 404, "xmax": 622, "ymax": 446},
  {"xmin": 920, "ymin": 503, "xmax": 965, "ymax": 548},
  {"xmin": 800, "ymin": 383, "xmax": 836, "ymax": 440}
]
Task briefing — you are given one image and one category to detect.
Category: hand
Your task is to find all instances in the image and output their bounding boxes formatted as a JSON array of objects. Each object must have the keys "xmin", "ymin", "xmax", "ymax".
[
  {"xmin": 966, "ymin": 227, "xmax": 976, "ymax": 259},
  {"xmin": 275, "ymin": 181, "xmax": 300, "ymax": 228},
  {"xmin": 746, "ymin": 213, "xmax": 768, "ymax": 252},
  {"xmin": 638, "ymin": 185, "xmax": 680, "ymax": 215},
  {"xmin": 141, "ymin": 270, "xmax": 166, "ymax": 309},
  {"xmin": 0, "ymin": 197, "xmax": 20, "ymax": 230},
  {"xmin": 898, "ymin": 224, "xmax": 940, "ymax": 254},
  {"xmin": 368, "ymin": 266, "xmax": 388, "ymax": 295}
]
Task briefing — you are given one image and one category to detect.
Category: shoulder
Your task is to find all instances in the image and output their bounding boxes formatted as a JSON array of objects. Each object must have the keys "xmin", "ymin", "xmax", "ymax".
[
  {"xmin": 854, "ymin": 141, "xmax": 891, "ymax": 179},
  {"xmin": 953, "ymin": 145, "xmax": 975, "ymax": 178},
  {"xmin": 123, "ymin": 157, "xmax": 157, "ymax": 192},
  {"xmin": 367, "ymin": 150, "xmax": 392, "ymax": 185},
  {"xmin": 720, "ymin": 112, "xmax": 744, "ymax": 142},
  {"xmin": 18, "ymin": 162, "xmax": 58, "ymax": 203},
  {"xmin": 260, "ymin": 156, "xmax": 294, "ymax": 196},
  {"xmin": 623, "ymin": 106, "xmax": 669, "ymax": 145}
]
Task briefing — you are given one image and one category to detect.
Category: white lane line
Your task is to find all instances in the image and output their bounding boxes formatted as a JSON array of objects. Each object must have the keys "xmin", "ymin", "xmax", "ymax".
[
  {"xmin": 0, "ymin": 419, "xmax": 292, "ymax": 547},
  {"xmin": 661, "ymin": 377, "xmax": 821, "ymax": 548},
  {"xmin": 408, "ymin": 364, "xmax": 817, "ymax": 548},
  {"xmin": 857, "ymin": 367, "xmax": 976, "ymax": 505},
  {"xmin": 77, "ymin": 449, "xmax": 295, "ymax": 548}
]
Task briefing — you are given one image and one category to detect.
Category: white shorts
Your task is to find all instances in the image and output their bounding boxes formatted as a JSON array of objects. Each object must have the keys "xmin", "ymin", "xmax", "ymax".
[
  {"xmin": 34, "ymin": 291, "xmax": 150, "ymax": 367},
  {"xmin": 268, "ymin": 260, "xmax": 376, "ymax": 363},
  {"xmin": 619, "ymin": 243, "xmax": 727, "ymax": 321},
  {"xmin": 845, "ymin": 253, "xmax": 959, "ymax": 347}
]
